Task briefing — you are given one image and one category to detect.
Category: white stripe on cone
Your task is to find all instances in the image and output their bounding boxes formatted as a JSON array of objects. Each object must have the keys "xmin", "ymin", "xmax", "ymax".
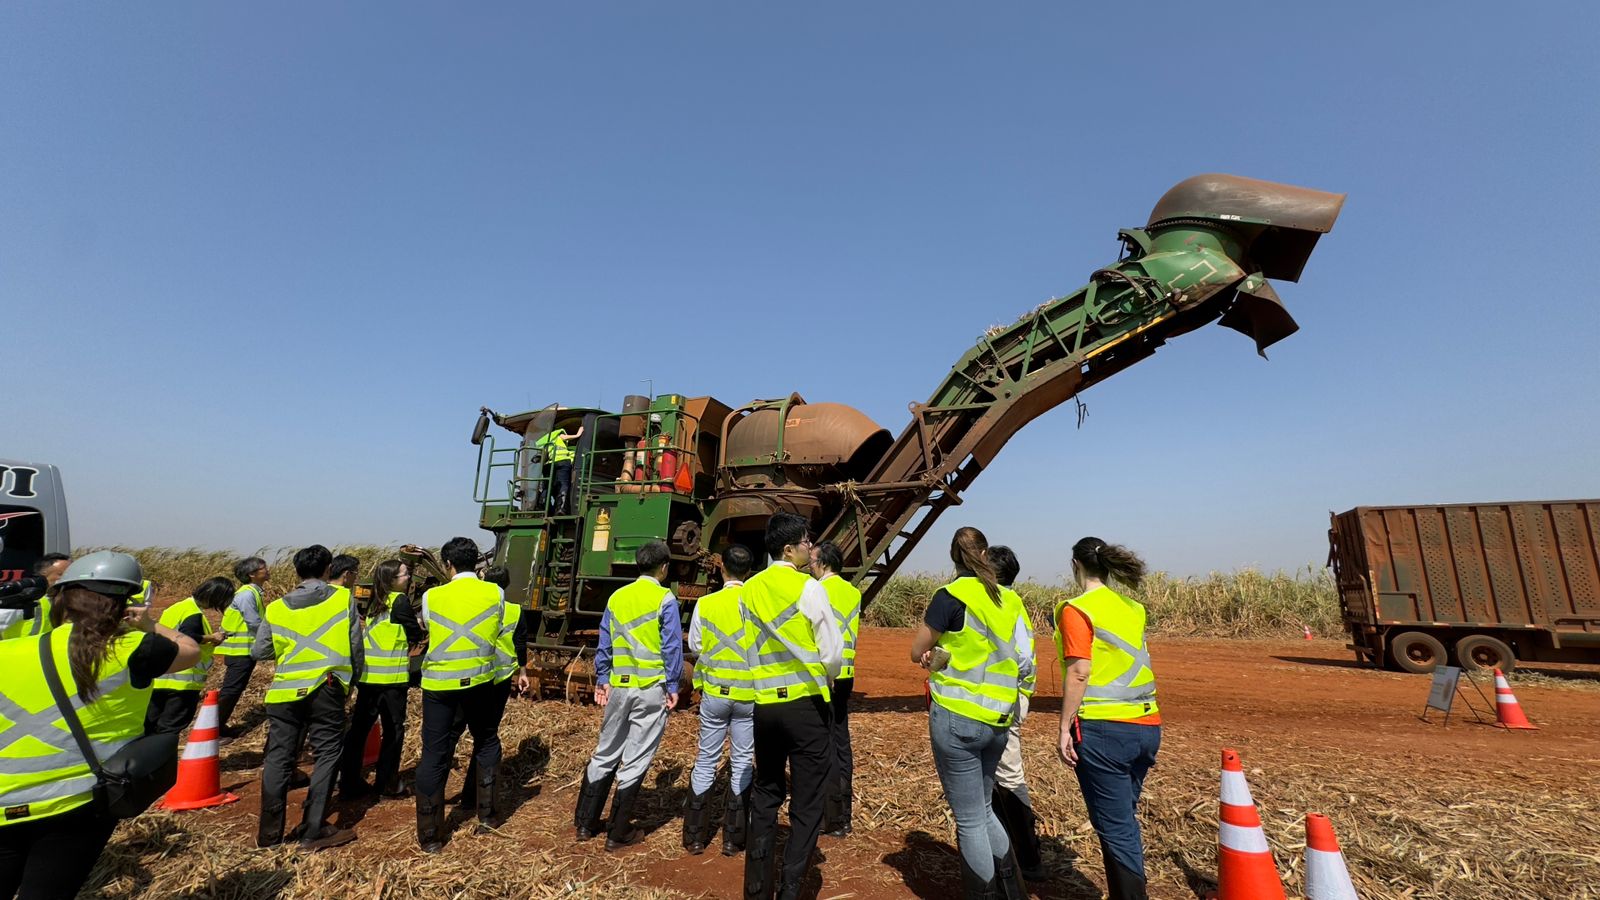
[
  {"xmin": 181, "ymin": 739, "xmax": 219, "ymax": 759},
  {"xmin": 1221, "ymin": 768, "xmax": 1255, "ymax": 806},
  {"xmin": 1306, "ymin": 847, "xmax": 1359, "ymax": 899},
  {"xmin": 193, "ymin": 700, "xmax": 218, "ymax": 729},
  {"xmin": 1219, "ymin": 821, "xmax": 1271, "ymax": 853}
]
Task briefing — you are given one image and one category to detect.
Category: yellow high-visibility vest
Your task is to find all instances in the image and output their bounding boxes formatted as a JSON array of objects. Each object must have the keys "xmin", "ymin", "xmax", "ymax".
[
  {"xmin": 1, "ymin": 595, "xmax": 51, "ymax": 641},
  {"xmin": 742, "ymin": 564, "xmax": 830, "ymax": 704},
  {"xmin": 152, "ymin": 597, "xmax": 214, "ymax": 692},
  {"xmin": 605, "ymin": 578, "xmax": 670, "ymax": 689},
  {"xmin": 421, "ymin": 577, "xmax": 503, "ymax": 692},
  {"xmin": 493, "ymin": 601, "xmax": 524, "ymax": 684},
  {"xmin": 930, "ymin": 577, "xmax": 1026, "ymax": 727},
  {"xmin": 1057, "ymin": 586, "xmax": 1158, "ymax": 721},
  {"xmin": 694, "ymin": 583, "xmax": 755, "ymax": 702},
  {"xmin": 360, "ymin": 596, "xmax": 410, "ymax": 686},
  {"xmin": 217, "ymin": 584, "xmax": 264, "ymax": 657},
  {"xmin": 265, "ymin": 588, "xmax": 354, "ymax": 703},
  {"xmin": 819, "ymin": 574, "xmax": 861, "ymax": 680}
]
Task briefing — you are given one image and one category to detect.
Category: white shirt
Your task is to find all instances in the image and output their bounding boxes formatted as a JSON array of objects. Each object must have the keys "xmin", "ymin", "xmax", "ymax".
[
  {"xmin": 767, "ymin": 561, "xmax": 844, "ymax": 682},
  {"xmin": 686, "ymin": 579, "xmax": 742, "ymax": 654},
  {"xmin": 419, "ymin": 571, "xmax": 504, "ymax": 629}
]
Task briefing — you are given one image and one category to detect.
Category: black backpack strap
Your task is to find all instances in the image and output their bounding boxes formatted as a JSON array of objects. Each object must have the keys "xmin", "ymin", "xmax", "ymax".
[{"xmin": 38, "ymin": 631, "xmax": 105, "ymax": 779}]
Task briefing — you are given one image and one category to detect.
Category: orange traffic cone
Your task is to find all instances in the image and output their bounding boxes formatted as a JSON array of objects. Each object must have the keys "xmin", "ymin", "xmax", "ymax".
[
  {"xmin": 1492, "ymin": 669, "xmax": 1537, "ymax": 730},
  {"xmin": 1217, "ymin": 748, "xmax": 1286, "ymax": 900},
  {"xmin": 362, "ymin": 723, "xmax": 381, "ymax": 767},
  {"xmin": 1304, "ymin": 813, "xmax": 1358, "ymax": 900},
  {"xmin": 158, "ymin": 690, "xmax": 240, "ymax": 810}
]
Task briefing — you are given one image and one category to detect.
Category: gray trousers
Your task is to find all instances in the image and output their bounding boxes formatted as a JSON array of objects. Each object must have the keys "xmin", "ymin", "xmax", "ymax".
[
  {"xmin": 691, "ymin": 694, "xmax": 754, "ymax": 795},
  {"xmin": 584, "ymin": 684, "xmax": 669, "ymax": 790},
  {"xmin": 994, "ymin": 693, "xmax": 1029, "ymax": 797}
]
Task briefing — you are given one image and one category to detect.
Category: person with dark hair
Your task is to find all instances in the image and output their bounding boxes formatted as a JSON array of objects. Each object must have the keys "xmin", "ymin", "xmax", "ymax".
[
  {"xmin": 451, "ymin": 563, "xmax": 531, "ymax": 816},
  {"xmin": 144, "ymin": 576, "xmax": 235, "ymax": 735},
  {"xmin": 339, "ymin": 560, "xmax": 427, "ymax": 799},
  {"xmin": 810, "ymin": 540, "xmax": 860, "ymax": 838},
  {"xmin": 0, "ymin": 551, "xmax": 199, "ymax": 899},
  {"xmin": 574, "ymin": 539, "xmax": 683, "ymax": 852},
  {"xmin": 329, "ymin": 554, "xmax": 361, "ymax": 590},
  {"xmin": 216, "ymin": 555, "xmax": 270, "ymax": 736},
  {"xmin": 986, "ymin": 545, "xmax": 1043, "ymax": 880},
  {"xmin": 252, "ymin": 544, "xmax": 363, "ymax": 851},
  {"xmin": 482, "ymin": 566, "xmax": 510, "ymax": 590},
  {"xmin": 743, "ymin": 512, "xmax": 844, "ymax": 900},
  {"xmin": 0, "ymin": 553, "xmax": 69, "ymax": 640},
  {"xmin": 1056, "ymin": 537, "xmax": 1158, "ymax": 900},
  {"xmin": 415, "ymin": 537, "xmax": 505, "ymax": 851},
  {"xmin": 682, "ymin": 543, "xmax": 756, "ymax": 856},
  {"xmin": 911, "ymin": 526, "xmax": 1033, "ymax": 898}
]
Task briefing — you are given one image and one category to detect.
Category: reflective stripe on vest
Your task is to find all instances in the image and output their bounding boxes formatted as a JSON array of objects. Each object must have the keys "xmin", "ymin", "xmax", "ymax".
[
  {"xmin": 217, "ymin": 584, "xmax": 264, "ymax": 656},
  {"xmin": 493, "ymin": 602, "xmax": 524, "ymax": 683},
  {"xmin": 264, "ymin": 588, "xmax": 354, "ymax": 703},
  {"xmin": 820, "ymin": 575, "xmax": 861, "ymax": 680},
  {"xmin": 1060, "ymin": 586, "xmax": 1159, "ymax": 720},
  {"xmin": 360, "ymin": 598, "xmax": 411, "ymax": 685},
  {"xmin": 421, "ymin": 577, "xmax": 503, "ymax": 691},
  {"xmin": 0, "ymin": 626, "xmax": 151, "ymax": 824},
  {"xmin": 538, "ymin": 431, "xmax": 574, "ymax": 463},
  {"xmin": 606, "ymin": 578, "xmax": 669, "ymax": 689},
  {"xmin": 152, "ymin": 597, "xmax": 214, "ymax": 691},
  {"xmin": 741, "ymin": 565, "xmax": 830, "ymax": 704},
  {"xmin": 929, "ymin": 578, "xmax": 1025, "ymax": 726},
  {"xmin": 1, "ymin": 594, "xmax": 51, "ymax": 642},
  {"xmin": 695, "ymin": 584, "xmax": 755, "ymax": 702}
]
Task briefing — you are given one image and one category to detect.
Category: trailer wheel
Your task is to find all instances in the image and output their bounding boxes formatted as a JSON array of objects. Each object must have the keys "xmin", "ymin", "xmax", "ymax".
[
  {"xmin": 1389, "ymin": 631, "xmax": 1447, "ymax": 674},
  {"xmin": 1454, "ymin": 634, "xmax": 1516, "ymax": 674}
]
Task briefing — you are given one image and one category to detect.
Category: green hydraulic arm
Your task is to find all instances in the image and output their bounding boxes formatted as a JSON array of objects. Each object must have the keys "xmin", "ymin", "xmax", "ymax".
[{"xmin": 815, "ymin": 173, "xmax": 1345, "ymax": 605}]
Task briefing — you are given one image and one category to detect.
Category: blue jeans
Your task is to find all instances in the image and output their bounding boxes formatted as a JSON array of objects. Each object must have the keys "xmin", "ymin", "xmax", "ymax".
[
  {"xmin": 1074, "ymin": 719, "xmax": 1162, "ymax": 883},
  {"xmin": 929, "ymin": 702, "xmax": 1011, "ymax": 881},
  {"xmin": 692, "ymin": 694, "xmax": 754, "ymax": 794}
]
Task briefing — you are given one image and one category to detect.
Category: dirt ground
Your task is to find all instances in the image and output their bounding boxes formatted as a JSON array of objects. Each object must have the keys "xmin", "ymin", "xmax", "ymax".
[{"xmin": 87, "ymin": 628, "xmax": 1600, "ymax": 899}]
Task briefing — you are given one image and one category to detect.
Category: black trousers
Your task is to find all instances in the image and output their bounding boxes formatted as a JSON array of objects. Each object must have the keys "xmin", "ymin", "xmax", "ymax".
[
  {"xmin": 338, "ymin": 682, "xmax": 409, "ymax": 793},
  {"xmin": 259, "ymin": 679, "xmax": 347, "ymax": 845},
  {"xmin": 827, "ymin": 677, "xmax": 854, "ymax": 810},
  {"xmin": 415, "ymin": 682, "xmax": 503, "ymax": 801},
  {"xmin": 216, "ymin": 654, "xmax": 256, "ymax": 727},
  {"xmin": 450, "ymin": 677, "xmax": 513, "ymax": 797},
  {"xmin": 0, "ymin": 803, "xmax": 118, "ymax": 900},
  {"xmin": 143, "ymin": 688, "xmax": 202, "ymax": 736},
  {"xmin": 747, "ymin": 694, "xmax": 831, "ymax": 892}
]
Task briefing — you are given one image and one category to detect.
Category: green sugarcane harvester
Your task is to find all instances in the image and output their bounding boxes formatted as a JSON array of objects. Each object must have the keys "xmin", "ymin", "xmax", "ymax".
[{"xmin": 441, "ymin": 174, "xmax": 1343, "ymax": 675}]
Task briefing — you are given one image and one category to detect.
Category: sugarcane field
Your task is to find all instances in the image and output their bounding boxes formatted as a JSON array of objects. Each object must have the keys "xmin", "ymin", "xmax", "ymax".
[{"xmin": 4, "ymin": 6, "xmax": 1597, "ymax": 900}]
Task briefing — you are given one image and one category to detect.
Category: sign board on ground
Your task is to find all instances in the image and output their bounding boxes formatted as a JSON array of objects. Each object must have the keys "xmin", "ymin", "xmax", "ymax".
[{"xmin": 1426, "ymin": 665, "xmax": 1462, "ymax": 713}]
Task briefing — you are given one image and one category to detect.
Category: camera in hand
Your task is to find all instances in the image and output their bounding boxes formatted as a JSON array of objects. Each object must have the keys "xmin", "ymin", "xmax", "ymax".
[{"xmin": 0, "ymin": 575, "xmax": 49, "ymax": 610}]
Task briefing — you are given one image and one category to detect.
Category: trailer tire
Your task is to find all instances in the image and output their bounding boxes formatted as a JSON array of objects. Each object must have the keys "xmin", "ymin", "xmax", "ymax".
[
  {"xmin": 1389, "ymin": 631, "xmax": 1447, "ymax": 674},
  {"xmin": 1454, "ymin": 634, "xmax": 1516, "ymax": 674}
]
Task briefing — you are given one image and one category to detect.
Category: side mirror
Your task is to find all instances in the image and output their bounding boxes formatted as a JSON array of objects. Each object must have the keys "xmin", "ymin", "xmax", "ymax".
[{"xmin": 471, "ymin": 411, "xmax": 491, "ymax": 446}]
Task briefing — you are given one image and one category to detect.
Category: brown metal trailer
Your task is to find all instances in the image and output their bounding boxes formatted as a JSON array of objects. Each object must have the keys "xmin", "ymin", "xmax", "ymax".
[{"xmin": 1329, "ymin": 501, "xmax": 1600, "ymax": 673}]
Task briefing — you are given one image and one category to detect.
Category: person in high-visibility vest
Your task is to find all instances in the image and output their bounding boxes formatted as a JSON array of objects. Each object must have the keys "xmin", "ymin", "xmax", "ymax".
[
  {"xmin": 810, "ymin": 540, "xmax": 860, "ymax": 839},
  {"xmin": 535, "ymin": 424, "xmax": 584, "ymax": 516},
  {"xmin": 415, "ymin": 537, "xmax": 505, "ymax": 851},
  {"xmin": 449, "ymin": 565, "xmax": 530, "ymax": 817},
  {"xmin": 1055, "ymin": 538, "xmax": 1160, "ymax": 900},
  {"xmin": 215, "ymin": 555, "xmax": 270, "ymax": 737},
  {"xmin": 0, "ymin": 551, "xmax": 199, "ymax": 899},
  {"xmin": 683, "ymin": 543, "xmax": 756, "ymax": 856},
  {"xmin": 986, "ymin": 545, "xmax": 1043, "ymax": 881},
  {"xmin": 742, "ymin": 513, "xmax": 843, "ymax": 900},
  {"xmin": 250, "ymin": 544, "xmax": 364, "ymax": 851},
  {"xmin": 574, "ymin": 540, "xmax": 684, "ymax": 852},
  {"xmin": 337, "ymin": 559, "xmax": 427, "ymax": 799},
  {"xmin": 143, "ymin": 576, "xmax": 234, "ymax": 736},
  {"xmin": 0, "ymin": 553, "xmax": 68, "ymax": 642},
  {"xmin": 911, "ymin": 526, "xmax": 1033, "ymax": 899}
]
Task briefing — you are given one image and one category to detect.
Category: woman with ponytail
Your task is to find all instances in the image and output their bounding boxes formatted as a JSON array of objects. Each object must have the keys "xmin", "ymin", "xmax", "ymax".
[
  {"xmin": 0, "ymin": 551, "xmax": 199, "ymax": 899},
  {"xmin": 339, "ymin": 559, "xmax": 426, "ymax": 798},
  {"xmin": 1055, "ymin": 537, "xmax": 1160, "ymax": 900},
  {"xmin": 911, "ymin": 527, "xmax": 1034, "ymax": 899}
]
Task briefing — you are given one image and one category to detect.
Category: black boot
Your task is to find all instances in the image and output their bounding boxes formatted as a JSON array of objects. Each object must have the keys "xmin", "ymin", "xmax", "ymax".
[
  {"xmin": 993, "ymin": 787, "xmax": 1044, "ymax": 880},
  {"xmin": 474, "ymin": 760, "xmax": 500, "ymax": 831},
  {"xmin": 722, "ymin": 785, "xmax": 751, "ymax": 856},
  {"xmin": 743, "ymin": 831, "xmax": 776, "ymax": 899},
  {"xmin": 416, "ymin": 792, "xmax": 445, "ymax": 853},
  {"xmin": 682, "ymin": 787, "xmax": 713, "ymax": 854},
  {"xmin": 959, "ymin": 857, "xmax": 998, "ymax": 900},
  {"xmin": 775, "ymin": 881, "xmax": 805, "ymax": 900},
  {"xmin": 216, "ymin": 693, "xmax": 241, "ymax": 738},
  {"xmin": 574, "ymin": 769, "xmax": 615, "ymax": 840},
  {"xmin": 605, "ymin": 781, "xmax": 644, "ymax": 851},
  {"xmin": 456, "ymin": 757, "xmax": 478, "ymax": 808},
  {"xmin": 994, "ymin": 851, "xmax": 1028, "ymax": 900},
  {"xmin": 1103, "ymin": 853, "xmax": 1149, "ymax": 900}
]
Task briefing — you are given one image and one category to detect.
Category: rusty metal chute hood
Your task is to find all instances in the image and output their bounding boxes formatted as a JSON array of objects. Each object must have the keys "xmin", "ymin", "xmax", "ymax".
[{"xmin": 1148, "ymin": 173, "xmax": 1345, "ymax": 282}]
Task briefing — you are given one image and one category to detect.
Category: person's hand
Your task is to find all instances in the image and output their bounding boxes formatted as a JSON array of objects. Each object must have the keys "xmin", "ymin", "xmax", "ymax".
[
  {"xmin": 594, "ymin": 684, "xmax": 610, "ymax": 707},
  {"xmin": 202, "ymin": 631, "xmax": 226, "ymax": 645},
  {"xmin": 666, "ymin": 691, "xmax": 680, "ymax": 710},
  {"xmin": 514, "ymin": 670, "xmax": 531, "ymax": 695},
  {"xmin": 917, "ymin": 649, "xmax": 933, "ymax": 670},
  {"xmin": 1058, "ymin": 728, "xmax": 1078, "ymax": 768},
  {"xmin": 125, "ymin": 603, "xmax": 155, "ymax": 633}
]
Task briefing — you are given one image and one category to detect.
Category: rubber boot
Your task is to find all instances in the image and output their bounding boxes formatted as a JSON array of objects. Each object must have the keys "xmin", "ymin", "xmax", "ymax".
[
  {"xmin": 1103, "ymin": 853, "xmax": 1149, "ymax": 900},
  {"xmin": 605, "ymin": 781, "xmax": 645, "ymax": 851},
  {"xmin": 776, "ymin": 881, "xmax": 806, "ymax": 900},
  {"xmin": 994, "ymin": 850, "xmax": 1028, "ymax": 900},
  {"xmin": 416, "ymin": 792, "xmax": 445, "ymax": 853},
  {"xmin": 993, "ymin": 787, "xmax": 1044, "ymax": 880},
  {"xmin": 959, "ymin": 857, "xmax": 999, "ymax": 900},
  {"xmin": 743, "ymin": 831, "xmax": 776, "ymax": 899},
  {"xmin": 574, "ymin": 769, "xmax": 615, "ymax": 840},
  {"xmin": 682, "ymin": 787, "xmax": 713, "ymax": 854},
  {"xmin": 474, "ymin": 760, "xmax": 500, "ymax": 832},
  {"xmin": 216, "ymin": 693, "xmax": 241, "ymax": 738},
  {"xmin": 822, "ymin": 789, "xmax": 849, "ymax": 838},
  {"xmin": 722, "ymin": 785, "xmax": 751, "ymax": 856},
  {"xmin": 456, "ymin": 757, "xmax": 478, "ymax": 808}
]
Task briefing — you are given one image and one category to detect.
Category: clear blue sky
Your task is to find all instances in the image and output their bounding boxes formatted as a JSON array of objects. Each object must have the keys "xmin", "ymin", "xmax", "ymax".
[{"xmin": 5, "ymin": 4, "xmax": 1597, "ymax": 583}]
